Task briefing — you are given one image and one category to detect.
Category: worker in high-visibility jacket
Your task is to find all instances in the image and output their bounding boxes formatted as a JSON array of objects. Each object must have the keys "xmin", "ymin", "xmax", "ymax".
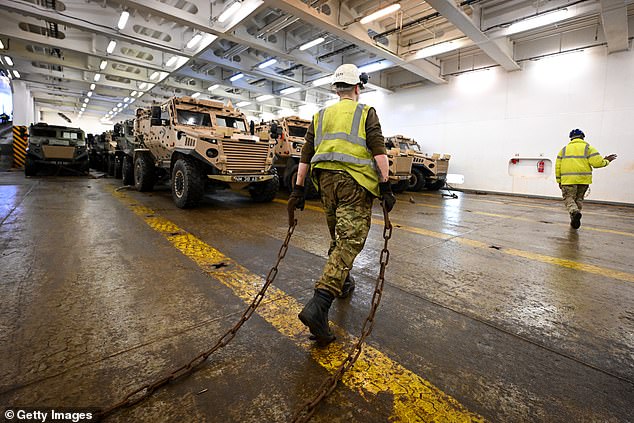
[
  {"xmin": 287, "ymin": 64, "xmax": 396, "ymax": 347},
  {"xmin": 556, "ymin": 129, "xmax": 617, "ymax": 229}
]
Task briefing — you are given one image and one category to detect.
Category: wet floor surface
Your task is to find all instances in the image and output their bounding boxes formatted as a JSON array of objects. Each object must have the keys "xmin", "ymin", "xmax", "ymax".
[{"xmin": 0, "ymin": 171, "xmax": 633, "ymax": 422}]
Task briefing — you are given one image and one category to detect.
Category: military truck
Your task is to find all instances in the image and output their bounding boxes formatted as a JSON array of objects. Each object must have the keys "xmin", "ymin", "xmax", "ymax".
[
  {"xmin": 134, "ymin": 96, "xmax": 278, "ymax": 208},
  {"xmin": 110, "ymin": 119, "xmax": 138, "ymax": 185},
  {"xmin": 87, "ymin": 132, "xmax": 108, "ymax": 172},
  {"xmin": 385, "ymin": 135, "xmax": 451, "ymax": 191},
  {"xmin": 25, "ymin": 123, "xmax": 89, "ymax": 176},
  {"xmin": 386, "ymin": 146, "xmax": 414, "ymax": 193}
]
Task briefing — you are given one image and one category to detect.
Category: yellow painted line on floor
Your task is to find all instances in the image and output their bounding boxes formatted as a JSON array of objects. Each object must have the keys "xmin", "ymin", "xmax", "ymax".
[
  {"xmin": 411, "ymin": 202, "xmax": 634, "ymax": 238},
  {"xmin": 112, "ymin": 189, "xmax": 484, "ymax": 422},
  {"xmin": 275, "ymin": 199, "xmax": 634, "ymax": 284}
]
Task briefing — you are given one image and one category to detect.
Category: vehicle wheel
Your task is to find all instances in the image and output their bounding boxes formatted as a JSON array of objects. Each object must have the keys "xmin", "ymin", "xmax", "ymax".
[
  {"xmin": 78, "ymin": 160, "xmax": 90, "ymax": 175},
  {"xmin": 134, "ymin": 153, "xmax": 156, "ymax": 192},
  {"xmin": 391, "ymin": 179, "xmax": 409, "ymax": 193},
  {"xmin": 249, "ymin": 173, "xmax": 279, "ymax": 202},
  {"xmin": 107, "ymin": 155, "xmax": 116, "ymax": 176},
  {"xmin": 171, "ymin": 157, "xmax": 205, "ymax": 208},
  {"xmin": 407, "ymin": 167, "xmax": 426, "ymax": 192},
  {"xmin": 25, "ymin": 156, "xmax": 38, "ymax": 176},
  {"xmin": 121, "ymin": 156, "xmax": 134, "ymax": 185},
  {"xmin": 426, "ymin": 179, "xmax": 446, "ymax": 191},
  {"xmin": 114, "ymin": 156, "xmax": 123, "ymax": 179}
]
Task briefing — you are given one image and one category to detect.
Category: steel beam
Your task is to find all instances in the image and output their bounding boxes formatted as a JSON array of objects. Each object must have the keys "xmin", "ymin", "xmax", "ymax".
[{"xmin": 600, "ymin": 0, "xmax": 629, "ymax": 53}]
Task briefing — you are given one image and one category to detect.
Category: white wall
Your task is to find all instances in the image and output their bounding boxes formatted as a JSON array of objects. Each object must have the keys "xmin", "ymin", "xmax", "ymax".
[
  {"xmin": 365, "ymin": 46, "xmax": 634, "ymax": 204},
  {"xmin": 12, "ymin": 80, "xmax": 34, "ymax": 126},
  {"xmin": 37, "ymin": 110, "xmax": 116, "ymax": 136}
]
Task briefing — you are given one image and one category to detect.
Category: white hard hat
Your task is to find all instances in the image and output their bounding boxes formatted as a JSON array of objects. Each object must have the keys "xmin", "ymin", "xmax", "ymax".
[{"xmin": 332, "ymin": 64, "xmax": 360, "ymax": 86}]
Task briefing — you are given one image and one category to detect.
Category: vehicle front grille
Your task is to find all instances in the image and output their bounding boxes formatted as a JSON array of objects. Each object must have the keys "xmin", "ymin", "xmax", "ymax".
[{"xmin": 221, "ymin": 140, "xmax": 270, "ymax": 174}]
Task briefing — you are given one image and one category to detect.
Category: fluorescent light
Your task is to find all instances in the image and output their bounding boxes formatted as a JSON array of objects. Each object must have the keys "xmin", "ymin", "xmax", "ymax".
[
  {"xmin": 360, "ymin": 3, "xmax": 401, "ymax": 25},
  {"xmin": 84, "ymin": 98, "xmax": 89, "ymax": 103},
  {"xmin": 137, "ymin": 91, "xmax": 144, "ymax": 97},
  {"xmin": 258, "ymin": 58, "xmax": 277, "ymax": 69},
  {"xmin": 299, "ymin": 37, "xmax": 325, "ymax": 51},
  {"xmin": 94, "ymin": 73, "xmax": 101, "ymax": 81},
  {"xmin": 4, "ymin": 56, "xmax": 13, "ymax": 66},
  {"xmin": 150, "ymin": 71, "xmax": 159, "ymax": 80},
  {"xmin": 191, "ymin": 92, "xmax": 201, "ymax": 98},
  {"xmin": 256, "ymin": 94, "xmax": 273, "ymax": 102},
  {"xmin": 123, "ymin": 104, "xmax": 129, "ymax": 108},
  {"xmin": 0, "ymin": 40, "xmax": 4, "ymax": 49},
  {"xmin": 139, "ymin": 82, "xmax": 147, "ymax": 90},
  {"xmin": 229, "ymin": 73, "xmax": 244, "ymax": 82},
  {"xmin": 117, "ymin": 102, "xmax": 122, "ymax": 107},
  {"xmin": 130, "ymin": 90, "xmax": 137, "ymax": 96},
  {"xmin": 106, "ymin": 40, "xmax": 117, "ymax": 54},
  {"xmin": 166, "ymin": 56, "xmax": 178, "ymax": 67},
  {"xmin": 207, "ymin": 84, "xmax": 219, "ymax": 91},
  {"xmin": 280, "ymin": 87, "xmax": 301, "ymax": 95},
  {"xmin": 7, "ymin": 71, "xmax": 12, "ymax": 79},
  {"xmin": 87, "ymin": 91, "xmax": 93, "ymax": 97},
  {"xmin": 358, "ymin": 60, "xmax": 391, "ymax": 73},
  {"xmin": 100, "ymin": 60, "xmax": 107, "ymax": 70},
  {"xmin": 415, "ymin": 41, "xmax": 456, "ymax": 59},
  {"xmin": 236, "ymin": 101, "xmax": 251, "ymax": 107},
  {"xmin": 218, "ymin": 1, "xmax": 242, "ymax": 23},
  {"xmin": 124, "ymin": 97, "xmax": 130, "ymax": 102},
  {"xmin": 507, "ymin": 9, "xmax": 570, "ymax": 35},
  {"xmin": 186, "ymin": 33, "xmax": 202, "ymax": 49},
  {"xmin": 117, "ymin": 11, "xmax": 130, "ymax": 30},
  {"xmin": 90, "ymin": 83, "xmax": 96, "ymax": 90},
  {"xmin": 311, "ymin": 75, "xmax": 332, "ymax": 87}
]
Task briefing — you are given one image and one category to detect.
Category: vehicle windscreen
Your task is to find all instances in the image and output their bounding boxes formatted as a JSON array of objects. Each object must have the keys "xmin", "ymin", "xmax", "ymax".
[
  {"xmin": 176, "ymin": 110, "xmax": 212, "ymax": 126},
  {"xmin": 401, "ymin": 142, "xmax": 420, "ymax": 151},
  {"xmin": 288, "ymin": 125, "xmax": 308, "ymax": 138},
  {"xmin": 216, "ymin": 116, "xmax": 247, "ymax": 131},
  {"xmin": 62, "ymin": 131, "xmax": 83, "ymax": 140},
  {"xmin": 126, "ymin": 125, "xmax": 134, "ymax": 136},
  {"xmin": 31, "ymin": 128, "xmax": 57, "ymax": 138}
]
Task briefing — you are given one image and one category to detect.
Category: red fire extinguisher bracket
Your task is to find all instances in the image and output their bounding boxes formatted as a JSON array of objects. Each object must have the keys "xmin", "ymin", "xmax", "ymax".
[{"xmin": 537, "ymin": 160, "xmax": 545, "ymax": 173}]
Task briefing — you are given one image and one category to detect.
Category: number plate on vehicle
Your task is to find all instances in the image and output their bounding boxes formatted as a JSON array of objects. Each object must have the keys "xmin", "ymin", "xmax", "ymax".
[{"xmin": 232, "ymin": 176, "xmax": 260, "ymax": 182}]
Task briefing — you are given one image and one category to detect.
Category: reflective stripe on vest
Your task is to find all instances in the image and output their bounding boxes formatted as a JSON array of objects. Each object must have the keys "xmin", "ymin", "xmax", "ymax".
[
  {"xmin": 311, "ymin": 151, "xmax": 374, "ymax": 166},
  {"xmin": 560, "ymin": 172, "xmax": 593, "ymax": 176},
  {"xmin": 314, "ymin": 103, "xmax": 366, "ymax": 148}
]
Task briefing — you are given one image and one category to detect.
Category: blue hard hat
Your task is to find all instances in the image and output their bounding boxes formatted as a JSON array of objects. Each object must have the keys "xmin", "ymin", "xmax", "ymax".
[{"xmin": 569, "ymin": 129, "xmax": 585, "ymax": 139}]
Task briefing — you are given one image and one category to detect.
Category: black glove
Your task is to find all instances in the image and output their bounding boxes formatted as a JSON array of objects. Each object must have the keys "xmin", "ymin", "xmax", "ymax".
[
  {"xmin": 379, "ymin": 182, "xmax": 396, "ymax": 213},
  {"xmin": 288, "ymin": 185, "xmax": 306, "ymax": 226}
]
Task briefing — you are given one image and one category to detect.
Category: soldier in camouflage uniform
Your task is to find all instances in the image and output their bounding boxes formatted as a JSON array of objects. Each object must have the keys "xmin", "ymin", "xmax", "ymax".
[{"xmin": 288, "ymin": 64, "xmax": 396, "ymax": 346}]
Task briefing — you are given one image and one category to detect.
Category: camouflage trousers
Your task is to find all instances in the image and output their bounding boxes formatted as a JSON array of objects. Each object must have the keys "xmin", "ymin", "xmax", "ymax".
[
  {"xmin": 560, "ymin": 184, "xmax": 589, "ymax": 215},
  {"xmin": 315, "ymin": 170, "xmax": 374, "ymax": 297}
]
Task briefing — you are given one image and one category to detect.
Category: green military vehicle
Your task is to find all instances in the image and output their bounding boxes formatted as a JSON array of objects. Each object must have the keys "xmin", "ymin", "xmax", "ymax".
[
  {"xmin": 25, "ymin": 123, "xmax": 89, "ymax": 176},
  {"xmin": 385, "ymin": 135, "xmax": 451, "ymax": 191},
  {"xmin": 111, "ymin": 119, "xmax": 138, "ymax": 185},
  {"xmin": 134, "ymin": 96, "xmax": 279, "ymax": 208}
]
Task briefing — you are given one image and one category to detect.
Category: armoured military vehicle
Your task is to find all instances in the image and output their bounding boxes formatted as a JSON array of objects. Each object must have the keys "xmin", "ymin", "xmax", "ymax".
[
  {"xmin": 25, "ymin": 123, "xmax": 89, "ymax": 176},
  {"xmin": 102, "ymin": 130, "xmax": 122, "ymax": 178},
  {"xmin": 255, "ymin": 116, "xmax": 319, "ymax": 197},
  {"xmin": 111, "ymin": 119, "xmax": 138, "ymax": 185},
  {"xmin": 134, "ymin": 96, "xmax": 278, "ymax": 208},
  {"xmin": 87, "ymin": 132, "xmax": 108, "ymax": 172},
  {"xmin": 385, "ymin": 135, "xmax": 451, "ymax": 191},
  {"xmin": 386, "ymin": 146, "xmax": 414, "ymax": 193}
]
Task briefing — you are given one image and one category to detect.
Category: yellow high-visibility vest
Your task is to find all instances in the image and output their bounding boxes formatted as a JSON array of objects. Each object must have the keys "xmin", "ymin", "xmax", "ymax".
[
  {"xmin": 556, "ymin": 138, "xmax": 609, "ymax": 185},
  {"xmin": 310, "ymin": 99, "xmax": 380, "ymax": 196}
]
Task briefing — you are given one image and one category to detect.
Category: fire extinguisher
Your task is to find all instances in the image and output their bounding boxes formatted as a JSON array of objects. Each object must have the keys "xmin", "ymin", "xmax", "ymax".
[{"xmin": 537, "ymin": 160, "xmax": 545, "ymax": 173}]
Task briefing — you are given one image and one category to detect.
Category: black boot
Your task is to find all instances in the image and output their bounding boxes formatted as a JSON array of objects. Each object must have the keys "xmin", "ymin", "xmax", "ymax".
[
  {"xmin": 570, "ymin": 211, "xmax": 582, "ymax": 229},
  {"xmin": 339, "ymin": 274, "xmax": 356, "ymax": 299},
  {"xmin": 298, "ymin": 289, "xmax": 336, "ymax": 346}
]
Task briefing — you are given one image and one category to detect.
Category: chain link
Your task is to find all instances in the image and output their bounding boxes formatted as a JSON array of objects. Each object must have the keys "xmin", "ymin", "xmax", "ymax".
[
  {"xmin": 95, "ymin": 220, "xmax": 298, "ymax": 420},
  {"xmin": 291, "ymin": 201, "xmax": 393, "ymax": 423}
]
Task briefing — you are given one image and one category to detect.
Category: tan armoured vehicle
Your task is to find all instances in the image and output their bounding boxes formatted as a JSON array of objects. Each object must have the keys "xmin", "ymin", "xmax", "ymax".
[
  {"xmin": 385, "ymin": 135, "xmax": 451, "ymax": 191},
  {"xmin": 386, "ymin": 146, "xmax": 414, "ymax": 193},
  {"xmin": 112, "ymin": 119, "xmax": 138, "ymax": 185},
  {"xmin": 134, "ymin": 96, "xmax": 278, "ymax": 208},
  {"xmin": 25, "ymin": 123, "xmax": 89, "ymax": 176}
]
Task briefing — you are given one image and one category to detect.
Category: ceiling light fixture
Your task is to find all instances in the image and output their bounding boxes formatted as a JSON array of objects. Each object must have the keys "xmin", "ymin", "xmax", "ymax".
[
  {"xmin": 90, "ymin": 83, "xmax": 96, "ymax": 90},
  {"xmin": 4, "ymin": 56, "xmax": 13, "ymax": 66},
  {"xmin": 299, "ymin": 37, "xmax": 325, "ymax": 51},
  {"xmin": 131, "ymin": 90, "xmax": 137, "ymax": 96},
  {"xmin": 186, "ymin": 33, "xmax": 202, "ymax": 49},
  {"xmin": 84, "ymin": 98, "xmax": 89, "ymax": 103},
  {"xmin": 100, "ymin": 60, "xmax": 108, "ymax": 70},
  {"xmin": 229, "ymin": 73, "xmax": 244, "ymax": 82},
  {"xmin": 207, "ymin": 84, "xmax": 219, "ymax": 91},
  {"xmin": 358, "ymin": 60, "xmax": 391, "ymax": 73},
  {"xmin": 218, "ymin": 0, "xmax": 242, "ymax": 23},
  {"xmin": 256, "ymin": 94, "xmax": 273, "ymax": 102},
  {"xmin": 117, "ymin": 102, "xmax": 122, "ymax": 107},
  {"xmin": 311, "ymin": 75, "xmax": 332, "ymax": 87},
  {"xmin": 360, "ymin": 3, "xmax": 401, "ymax": 25},
  {"xmin": 139, "ymin": 82, "xmax": 147, "ymax": 90},
  {"xmin": 117, "ymin": 11, "xmax": 130, "ymax": 30},
  {"xmin": 150, "ymin": 71, "xmax": 159, "ymax": 80},
  {"xmin": 94, "ymin": 73, "xmax": 101, "ymax": 82},
  {"xmin": 415, "ymin": 40, "xmax": 456, "ymax": 59},
  {"xmin": 0, "ymin": 40, "xmax": 4, "ymax": 49},
  {"xmin": 258, "ymin": 58, "xmax": 277, "ymax": 69},
  {"xmin": 124, "ymin": 97, "xmax": 130, "ymax": 102},
  {"xmin": 87, "ymin": 91, "xmax": 93, "ymax": 97},
  {"xmin": 106, "ymin": 40, "xmax": 117, "ymax": 54},
  {"xmin": 507, "ymin": 9, "xmax": 570, "ymax": 35},
  {"xmin": 191, "ymin": 92, "xmax": 201, "ymax": 98},
  {"xmin": 280, "ymin": 87, "xmax": 301, "ymax": 95},
  {"xmin": 166, "ymin": 56, "xmax": 178, "ymax": 67},
  {"xmin": 236, "ymin": 101, "xmax": 251, "ymax": 107}
]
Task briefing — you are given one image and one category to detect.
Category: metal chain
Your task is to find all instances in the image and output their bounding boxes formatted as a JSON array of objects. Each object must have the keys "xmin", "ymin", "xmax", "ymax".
[
  {"xmin": 95, "ymin": 219, "xmax": 298, "ymax": 421},
  {"xmin": 291, "ymin": 202, "xmax": 393, "ymax": 423}
]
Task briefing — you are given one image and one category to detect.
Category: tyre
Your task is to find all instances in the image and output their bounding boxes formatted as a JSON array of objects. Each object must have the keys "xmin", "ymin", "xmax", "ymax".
[
  {"xmin": 249, "ymin": 173, "xmax": 280, "ymax": 202},
  {"xmin": 287, "ymin": 165, "xmax": 318, "ymax": 199},
  {"xmin": 78, "ymin": 160, "xmax": 90, "ymax": 175},
  {"xmin": 107, "ymin": 155, "xmax": 115, "ymax": 176},
  {"xmin": 171, "ymin": 157, "xmax": 205, "ymax": 208},
  {"xmin": 25, "ymin": 156, "xmax": 38, "ymax": 176},
  {"xmin": 391, "ymin": 179, "xmax": 409, "ymax": 193},
  {"xmin": 407, "ymin": 167, "xmax": 425, "ymax": 192},
  {"xmin": 121, "ymin": 156, "xmax": 134, "ymax": 185},
  {"xmin": 114, "ymin": 156, "xmax": 123, "ymax": 179},
  {"xmin": 134, "ymin": 153, "xmax": 156, "ymax": 192},
  {"xmin": 426, "ymin": 179, "xmax": 446, "ymax": 191}
]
